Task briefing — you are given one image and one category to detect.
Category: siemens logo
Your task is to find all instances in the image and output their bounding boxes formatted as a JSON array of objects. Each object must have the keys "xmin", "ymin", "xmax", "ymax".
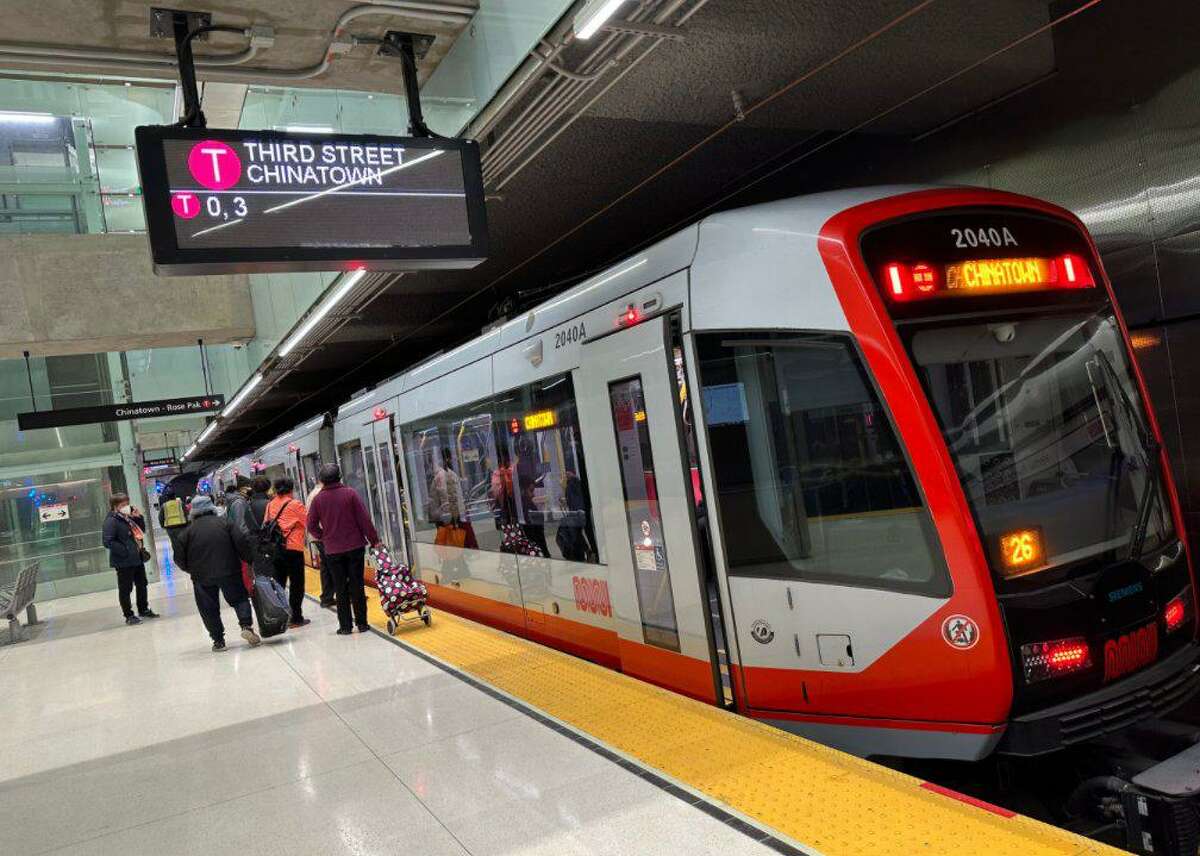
[{"xmin": 1107, "ymin": 582, "xmax": 1145, "ymax": 603}]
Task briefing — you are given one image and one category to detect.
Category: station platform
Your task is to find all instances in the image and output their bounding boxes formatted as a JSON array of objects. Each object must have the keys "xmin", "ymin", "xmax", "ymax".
[
  {"xmin": 303, "ymin": 568, "xmax": 1124, "ymax": 856},
  {"xmin": 0, "ymin": 557, "xmax": 1121, "ymax": 856}
]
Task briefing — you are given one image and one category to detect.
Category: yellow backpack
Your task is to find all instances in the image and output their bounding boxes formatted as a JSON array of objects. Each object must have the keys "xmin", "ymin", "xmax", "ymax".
[{"xmin": 162, "ymin": 497, "xmax": 186, "ymax": 528}]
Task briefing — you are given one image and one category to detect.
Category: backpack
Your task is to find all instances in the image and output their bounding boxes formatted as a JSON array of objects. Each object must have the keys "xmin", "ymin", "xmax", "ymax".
[
  {"xmin": 254, "ymin": 499, "xmax": 293, "ymax": 574},
  {"xmin": 162, "ymin": 498, "xmax": 186, "ymax": 528}
]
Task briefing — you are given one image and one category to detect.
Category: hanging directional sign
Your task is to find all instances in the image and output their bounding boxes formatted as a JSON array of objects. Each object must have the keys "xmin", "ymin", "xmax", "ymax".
[
  {"xmin": 135, "ymin": 126, "xmax": 488, "ymax": 275},
  {"xmin": 17, "ymin": 395, "xmax": 224, "ymax": 431}
]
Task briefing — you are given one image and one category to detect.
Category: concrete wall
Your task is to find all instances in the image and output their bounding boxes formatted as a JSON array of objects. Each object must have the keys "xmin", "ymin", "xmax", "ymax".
[{"xmin": 0, "ymin": 234, "xmax": 254, "ymax": 358}]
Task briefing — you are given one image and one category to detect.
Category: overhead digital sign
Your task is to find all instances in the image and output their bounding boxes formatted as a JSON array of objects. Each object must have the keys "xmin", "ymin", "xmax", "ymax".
[{"xmin": 135, "ymin": 126, "xmax": 487, "ymax": 275}]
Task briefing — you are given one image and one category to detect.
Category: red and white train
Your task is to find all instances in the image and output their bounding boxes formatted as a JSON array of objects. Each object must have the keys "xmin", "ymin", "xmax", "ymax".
[{"xmin": 215, "ymin": 187, "xmax": 1199, "ymax": 845}]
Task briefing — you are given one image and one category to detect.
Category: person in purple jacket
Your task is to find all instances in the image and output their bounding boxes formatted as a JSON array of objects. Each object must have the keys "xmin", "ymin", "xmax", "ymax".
[{"xmin": 306, "ymin": 463, "xmax": 380, "ymax": 634}]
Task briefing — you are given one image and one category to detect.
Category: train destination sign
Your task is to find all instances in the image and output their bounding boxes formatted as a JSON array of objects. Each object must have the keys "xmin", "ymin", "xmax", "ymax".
[
  {"xmin": 135, "ymin": 126, "xmax": 487, "ymax": 275},
  {"xmin": 17, "ymin": 395, "xmax": 225, "ymax": 431}
]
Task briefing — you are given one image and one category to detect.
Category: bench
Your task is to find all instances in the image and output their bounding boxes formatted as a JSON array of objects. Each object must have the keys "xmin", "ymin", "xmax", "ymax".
[{"xmin": 1, "ymin": 562, "xmax": 41, "ymax": 644}]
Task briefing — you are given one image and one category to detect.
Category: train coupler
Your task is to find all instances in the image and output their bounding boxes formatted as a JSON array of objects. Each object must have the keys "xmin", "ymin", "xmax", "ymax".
[{"xmin": 1112, "ymin": 740, "xmax": 1200, "ymax": 855}]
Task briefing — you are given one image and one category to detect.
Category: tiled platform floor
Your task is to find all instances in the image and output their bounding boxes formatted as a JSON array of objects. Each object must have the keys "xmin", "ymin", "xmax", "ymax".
[{"xmin": 0, "ymin": 561, "xmax": 776, "ymax": 856}]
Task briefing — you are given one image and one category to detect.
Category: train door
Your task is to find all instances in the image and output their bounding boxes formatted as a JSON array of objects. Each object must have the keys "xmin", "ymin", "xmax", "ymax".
[
  {"xmin": 361, "ymin": 415, "xmax": 408, "ymax": 560},
  {"xmin": 285, "ymin": 451, "xmax": 303, "ymax": 500},
  {"xmin": 576, "ymin": 314, "xmax": 723, "ymax": 703},
  {"xmin": 690, "ymin": 331, "xmax": 953, "ymax": 717},
  {"xmin": 300, "ymin": 452, "xmax": 320, "ymax": 501}
]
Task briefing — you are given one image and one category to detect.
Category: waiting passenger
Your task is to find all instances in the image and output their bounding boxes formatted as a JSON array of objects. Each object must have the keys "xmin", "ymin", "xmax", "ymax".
[
  {"xmin": 265, "ymin": 477, "xmax": 310, "ymax": 628},
  {"xmin": 246, "ymin": 475, "xmax": 272, "ymax": 531},
  {"xmin": 307, "ymin": 478, "xmax": 336, "ymax": 609},
  {"xmin": 158, "ymin": 489, "xmax": 189, "ymax": 557},
  {"xmin": 225, "ymin": 478, "xmax": 254, "ymax": 591},
  {"xmin": 102, "ymin": 493, "xmax": 159, "ymax": 625},
  {"xmin": 245, "ymin": 475, "xmax": 275, "ymax": 577},
  {"xmin": 306, "ymin": 463, "xmax": 380, "ymax": 635},
  {"xmin": 175, "ymin": 495, "xmax": 261, "ymax": 652},
  {"xmin": 224, "ymin": 483, "xmax": 246, "ymax": 533}
]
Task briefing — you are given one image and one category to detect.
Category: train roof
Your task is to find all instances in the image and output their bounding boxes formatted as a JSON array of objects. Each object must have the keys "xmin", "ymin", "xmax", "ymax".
[{"xmin": 252, "ymin": 185, "xmax": 943, "ymax": 452}]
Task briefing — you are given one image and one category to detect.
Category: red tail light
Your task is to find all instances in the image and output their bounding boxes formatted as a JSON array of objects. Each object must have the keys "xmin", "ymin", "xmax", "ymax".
[
  {"xmin": 1021, "ymin": 637, "xmax": 1092, "ymax": 684},
  {"xmin": 884, "ymin": 263, "xmax": 910, "ymax": 299},
  {"xmin": 1055, "ymin": 253, "xmax": 1095, "ymax": 288},
  {"xmin": 1165, "ymin": 596, "xmax": 1187, "ymax": 633},
  {"xmin": 882, "ymin": 262, "xmax": 937, "ymax": 301}
]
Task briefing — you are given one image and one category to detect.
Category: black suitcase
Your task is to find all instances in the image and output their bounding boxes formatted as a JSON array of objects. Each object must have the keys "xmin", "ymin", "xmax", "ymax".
[{"xmin": 251, "ymin": 573, "xmax": 290, "ymax": 638}]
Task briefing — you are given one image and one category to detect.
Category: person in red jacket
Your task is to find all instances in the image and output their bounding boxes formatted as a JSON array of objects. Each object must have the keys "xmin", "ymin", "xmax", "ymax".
[
  {"xmin": 306, "ymin": 463, "xmax": 379, "ymax": 634},
  {"xmin": 265, "ymin": 477, "xmax": 310, "ymax": 628}
]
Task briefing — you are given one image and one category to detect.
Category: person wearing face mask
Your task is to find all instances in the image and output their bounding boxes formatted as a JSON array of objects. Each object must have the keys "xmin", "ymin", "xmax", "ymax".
[{"xmin": 102, "ymin": 492, "xmax": 160, "ymax": 625}]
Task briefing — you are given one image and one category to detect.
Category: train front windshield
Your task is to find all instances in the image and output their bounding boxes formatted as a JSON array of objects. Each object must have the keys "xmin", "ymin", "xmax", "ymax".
[
  {"xmin": 862, "ymin": 207, "xmax": 1174, "ymax": 581},
  {"xmin": 909, "ymin": 309, "xmax": 1172, "ymax": 577}
]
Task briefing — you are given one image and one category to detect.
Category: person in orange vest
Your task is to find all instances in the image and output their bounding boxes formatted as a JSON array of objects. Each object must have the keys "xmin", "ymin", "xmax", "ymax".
[{"xmin": 265, "ymin": 477, "xmax": 310, "ymax": 628}]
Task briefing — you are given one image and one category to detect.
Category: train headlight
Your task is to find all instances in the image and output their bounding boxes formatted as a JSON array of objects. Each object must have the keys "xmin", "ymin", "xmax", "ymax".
[{"xmin": 1021, "ymin": 637, "xmax": 1092, "ymax": 684}]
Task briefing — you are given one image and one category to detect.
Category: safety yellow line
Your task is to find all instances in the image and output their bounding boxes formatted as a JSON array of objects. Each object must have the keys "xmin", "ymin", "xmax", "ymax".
[{"xmin": 305, "ymin": 568, "xmax": 1123, "ymax": 856}]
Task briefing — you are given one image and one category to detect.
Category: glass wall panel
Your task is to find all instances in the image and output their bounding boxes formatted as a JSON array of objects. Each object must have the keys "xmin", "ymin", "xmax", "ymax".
[
  {"xmin": 422, "ymin": 0, "xmax": 576, "ymax": 134},
  {"xmin": 0, "ymin": 464, "xmax": 129, "ymax": 598},
  {"xmin": 0, "ymin": 353, "xmax": 120, "ymax": 465}
]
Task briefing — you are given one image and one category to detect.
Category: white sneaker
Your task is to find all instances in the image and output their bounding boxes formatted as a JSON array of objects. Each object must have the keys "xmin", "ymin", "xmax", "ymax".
[{"xmin": 240, "ymin": 626, "xmax": 261, "ymax": 647}]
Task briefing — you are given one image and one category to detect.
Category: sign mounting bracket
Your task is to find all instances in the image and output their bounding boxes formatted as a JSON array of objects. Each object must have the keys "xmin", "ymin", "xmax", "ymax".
[
  {"xmin": 152, "ymin": 7, "xmax": 244, "ymax": 129},
  {"xmin": 380, "ymin": 31, "xmax": 437, "ymax": 138}
]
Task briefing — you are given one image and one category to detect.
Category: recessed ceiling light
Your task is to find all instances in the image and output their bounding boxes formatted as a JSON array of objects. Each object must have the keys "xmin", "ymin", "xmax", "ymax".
[
  {"xmin": 574, "ymin": 0, "xmax": 625, "ymax": 39},
  {"xmin": 0, "ymin": 111, "xmax": 55, "ymax": 124}
]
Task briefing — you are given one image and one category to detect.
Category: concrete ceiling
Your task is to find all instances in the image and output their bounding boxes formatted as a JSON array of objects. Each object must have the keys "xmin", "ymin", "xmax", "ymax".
[
  {"xmin": 0, "ymin": 0, "xmax": 476, "ymax": 91},
  {"xmin": 148, "ymin": 0, "xmax": 1191, "ymax": 463}
]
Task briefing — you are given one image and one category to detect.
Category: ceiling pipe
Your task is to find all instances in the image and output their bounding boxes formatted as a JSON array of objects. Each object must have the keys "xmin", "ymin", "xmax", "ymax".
[
  {"xmin": 531, "ymin": 41, "xmax": 615, "ymax": 83},
  {"xmin": 0, "ymin": 40, "xmax": 236, "ymax": 66},
  {"xmin": 481, "ymin": 10, "xmax": 641, "ymax": 178},
  {"xmin": 483, "ymin": 0, "xmax": 683, "ymax": 184},
  {"xmin": 0, "ymin": 1, "xmax": 475, "ymax": 84},
  {"xmin": 481, "ymin": 0, "xmax": 677, "ymax": 177},
  {"xmin": 492, "ymin": 0, "xmax": 708, "ymax": 190},
  {"xmin": 466, "ymin": 1, "xmax": 586, "ymax": 140}
]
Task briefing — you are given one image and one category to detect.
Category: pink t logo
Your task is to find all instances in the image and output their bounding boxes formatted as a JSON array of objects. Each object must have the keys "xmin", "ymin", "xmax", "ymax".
[
  {"xmin": 187, "ymin": 140, "xmax": 241, "ymax": 191},
  {"xmin": 170, "ymin": 192, "xmax": 200, "ymax": 219}
]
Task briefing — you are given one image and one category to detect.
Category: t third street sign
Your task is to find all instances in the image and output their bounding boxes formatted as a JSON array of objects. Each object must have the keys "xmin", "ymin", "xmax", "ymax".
[{"xmin": 17, "ymin": 394, "xmax": 224, "ymax": 431}]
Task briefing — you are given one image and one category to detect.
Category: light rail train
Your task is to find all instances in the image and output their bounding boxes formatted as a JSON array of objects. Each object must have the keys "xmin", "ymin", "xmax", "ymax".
[{"xmin": 213, "ymin": 187, "xmax": 1200, "ymax": 852}]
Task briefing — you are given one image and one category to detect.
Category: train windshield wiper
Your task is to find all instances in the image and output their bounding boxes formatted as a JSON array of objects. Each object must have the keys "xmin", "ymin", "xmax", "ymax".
[{"xmin": 1089, "ymin": 350, "xmax": 1164, "ymax": 561}]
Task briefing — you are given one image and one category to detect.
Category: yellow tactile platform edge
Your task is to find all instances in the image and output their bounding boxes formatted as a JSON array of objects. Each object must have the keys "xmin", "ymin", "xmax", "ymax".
[{"xmin": 305, "ymin": 568, "xmax": 1124, "ymax": 856}]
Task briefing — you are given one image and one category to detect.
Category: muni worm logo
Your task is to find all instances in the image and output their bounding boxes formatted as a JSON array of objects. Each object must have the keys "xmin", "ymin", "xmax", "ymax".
[
  {"xmin": 1103, "ymin": 621, "xmax": 1157, "ymax": 682},
  {"xmin": 189, "ymin": 140, "xmax": 242, "ymax": 190},
  {"xmin": 750, "ymin": 619, "xmax": 774, "ymax": 645},
  {"xmin": 572, "ymin": 576, "xmax": 611, "ymax": 617},
  {"xmin": 172, "ymin": 140, "xmax": 243, "ymax": 219}
]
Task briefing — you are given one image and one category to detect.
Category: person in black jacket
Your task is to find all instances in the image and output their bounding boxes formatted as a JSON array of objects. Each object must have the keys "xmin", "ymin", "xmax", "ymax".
[
  {"xmin": 175, "ymin": 495, "xmax": 261, "ymax": 652},
  {"xmin": 245, "ymin": 474, "xmax": 278, "ymax": 577},
  {"xmin": 246, "ymin": 475, "xmax": 272, "ymax": 531},
  {"xmin": 102, "ymin": 493, "xmax": 160, "ymax": 625}
]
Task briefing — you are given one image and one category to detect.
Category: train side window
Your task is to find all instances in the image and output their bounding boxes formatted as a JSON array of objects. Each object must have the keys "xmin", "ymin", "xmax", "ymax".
[
  {"xmin": 401, "ymin": 411, "xmax": 496, "ymax": 549},
  {"xmin": 695, "ymin": 332, "xmax": 950, "ymax": 597},
  {"xmin": 400, "ymin": 373, "xmax": 599, "ymax": 564}
]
